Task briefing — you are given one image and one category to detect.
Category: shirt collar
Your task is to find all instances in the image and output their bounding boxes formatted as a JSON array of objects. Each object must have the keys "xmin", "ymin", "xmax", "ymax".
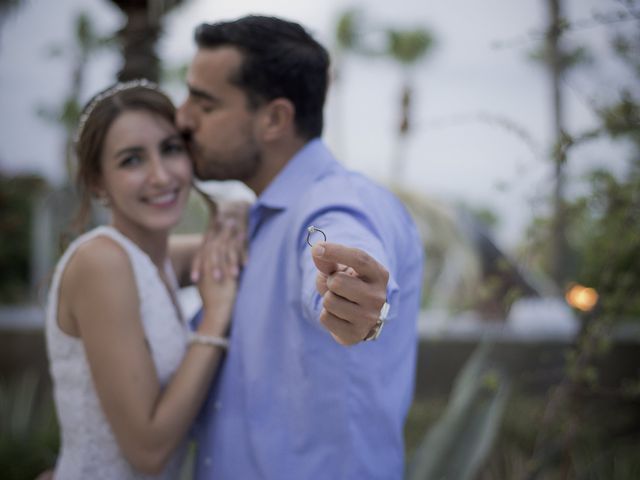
[{"xmin": 254, "ymin": 138, "xmax": 336, "ymax": 212}]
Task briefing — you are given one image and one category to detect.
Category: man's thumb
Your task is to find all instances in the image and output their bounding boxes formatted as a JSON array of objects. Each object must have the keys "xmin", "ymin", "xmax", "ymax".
[{"xmin": 311, "ymin": 242, "xmax": 337, "ymax": 275}]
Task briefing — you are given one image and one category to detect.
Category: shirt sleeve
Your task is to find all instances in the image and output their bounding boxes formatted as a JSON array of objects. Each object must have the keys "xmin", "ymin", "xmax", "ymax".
[{"xmin": 298, "ymin": 208, "xmax": 400, "ymax": 325}]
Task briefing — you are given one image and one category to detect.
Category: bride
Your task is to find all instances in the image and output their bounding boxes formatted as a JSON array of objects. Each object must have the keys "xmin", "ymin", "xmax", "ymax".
[{"xmin": 45, "ymin": 80, "xmax": 243, "ymax": 479}]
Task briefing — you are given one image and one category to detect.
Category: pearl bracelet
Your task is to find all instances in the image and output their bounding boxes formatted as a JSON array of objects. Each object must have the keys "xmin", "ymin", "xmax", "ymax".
[{"xmin": 188, "ymin": 332, "xmax": 229, "ymax": 350}]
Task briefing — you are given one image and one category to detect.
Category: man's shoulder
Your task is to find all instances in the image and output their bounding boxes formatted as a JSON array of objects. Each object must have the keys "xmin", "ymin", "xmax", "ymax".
[
  {"xmin": 295, "ymin": 167, "xmax": 420, "ymax": 249},
  {"xmin": 305, "ymin": 167, "xmax": 402, "ymax": 212}
]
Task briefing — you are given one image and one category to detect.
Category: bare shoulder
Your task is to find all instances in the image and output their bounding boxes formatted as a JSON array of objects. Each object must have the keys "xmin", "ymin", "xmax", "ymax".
[
  {"xmin": 57, "ymin": 234, "xmax": 138, "ymax": 334},
  {"xmin": 73, "ymin": 234, "xmax": 131, "ymax": 272},
  {"xmin": 64, "ymin": 235, "xmax": 135, "ymax": 299}
]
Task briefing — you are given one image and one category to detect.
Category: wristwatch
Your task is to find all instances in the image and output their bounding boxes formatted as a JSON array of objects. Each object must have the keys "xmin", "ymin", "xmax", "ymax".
[{"xmin": 363, "ymin": 302, "xmax": 390, "ymax": 341}]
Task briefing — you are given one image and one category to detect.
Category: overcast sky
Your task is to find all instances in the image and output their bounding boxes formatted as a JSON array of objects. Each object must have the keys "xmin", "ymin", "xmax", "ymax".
[{"xmin": 0, "ymin": 0, "xmax": 629, "ymax": 248}]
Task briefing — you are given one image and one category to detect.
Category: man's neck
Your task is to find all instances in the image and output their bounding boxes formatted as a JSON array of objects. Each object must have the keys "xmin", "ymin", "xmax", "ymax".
[{"xmin": 247, "ymin": 137, "xmax": 311, "ymax": 196}]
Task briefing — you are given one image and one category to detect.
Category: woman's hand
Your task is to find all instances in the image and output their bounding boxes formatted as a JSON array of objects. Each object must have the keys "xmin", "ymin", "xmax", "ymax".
[
  {"xmin": 195, "ymin": 223, "xmax": 240, "ymax": 336},
  {"xmin": 190, "ymin": 200, "xmax": 250, "ymax": 284},
  {"xmin": 218, "ymin": 200, "xmax": 250, "ymax": 261}
]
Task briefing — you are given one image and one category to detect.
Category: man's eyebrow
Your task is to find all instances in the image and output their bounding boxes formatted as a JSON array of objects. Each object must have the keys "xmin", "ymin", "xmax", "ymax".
[{"xmin": 187, "ymin": 84, "xmax": 217, "ymax": 102}]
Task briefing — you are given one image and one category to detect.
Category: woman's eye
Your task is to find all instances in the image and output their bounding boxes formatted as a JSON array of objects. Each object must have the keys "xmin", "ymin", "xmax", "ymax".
[
  {"xmin": 163, "ymin": 142, "xmax": 186, "ymax": 155},
  {"xmin": 120, "ymin": 155, "xmax": 142, "ymax": 167}
]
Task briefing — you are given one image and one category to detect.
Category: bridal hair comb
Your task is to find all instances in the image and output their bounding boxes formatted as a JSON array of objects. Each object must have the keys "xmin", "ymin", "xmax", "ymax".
[{"xmin": 75, "ymin": 78, "xmax": 162, "ymax": 143}]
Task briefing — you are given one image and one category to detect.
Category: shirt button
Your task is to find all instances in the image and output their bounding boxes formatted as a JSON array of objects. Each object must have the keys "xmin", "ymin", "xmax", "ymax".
[
  {"xmin": 204, "ymin": 456, "xmax": 212, "ymax": 466},
  {"xmin": 214, "ymin": 401, "xmax": 222, "ymax": 410}
]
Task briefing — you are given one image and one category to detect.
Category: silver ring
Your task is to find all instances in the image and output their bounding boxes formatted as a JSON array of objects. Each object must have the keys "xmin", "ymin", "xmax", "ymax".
[{"xmin": 306, "ymin": 225, "xmax": 327, "ymax": 247}]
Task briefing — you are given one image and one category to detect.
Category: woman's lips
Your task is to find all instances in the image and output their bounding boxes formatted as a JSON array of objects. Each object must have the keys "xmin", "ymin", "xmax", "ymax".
[{"xmin": 144, "ymin": 190, "xmax": 179, "ymax": 207}]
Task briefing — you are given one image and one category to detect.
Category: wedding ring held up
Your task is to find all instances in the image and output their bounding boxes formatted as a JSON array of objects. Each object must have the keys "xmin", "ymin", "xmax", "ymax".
[{"xmin": 306, "ymin": 226, "xmax": 327, "ymax": 247}]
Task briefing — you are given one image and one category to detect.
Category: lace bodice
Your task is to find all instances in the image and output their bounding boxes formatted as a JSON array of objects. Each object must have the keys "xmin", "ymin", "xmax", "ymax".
[{"xmin": 46, "ymin": 226, "xmax": 188, "ymax": 479}]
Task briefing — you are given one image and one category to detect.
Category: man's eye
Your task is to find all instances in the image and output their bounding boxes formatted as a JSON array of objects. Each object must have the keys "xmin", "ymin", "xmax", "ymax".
[{"xmin": 199, "ymin": 101, "xmax": 215, "ymax": 113}]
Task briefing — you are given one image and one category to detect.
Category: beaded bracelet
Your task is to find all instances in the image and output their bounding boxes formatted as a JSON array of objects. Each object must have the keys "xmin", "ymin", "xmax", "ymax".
[{"xmin": 188, "ymin": 332, "xmax": 229, "ymax": 350}]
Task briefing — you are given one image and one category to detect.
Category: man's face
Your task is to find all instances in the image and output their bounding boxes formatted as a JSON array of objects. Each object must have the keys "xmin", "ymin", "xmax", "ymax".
[{"xmin": 177, "ymin": 47, "xmax": 262, "ymax": 183}]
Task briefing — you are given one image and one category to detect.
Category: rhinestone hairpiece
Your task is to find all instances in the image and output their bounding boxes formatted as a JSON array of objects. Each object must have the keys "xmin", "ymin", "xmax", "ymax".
[{"xmin": 75, "ymin": 78, "xmax": 161, "ymax": 143}]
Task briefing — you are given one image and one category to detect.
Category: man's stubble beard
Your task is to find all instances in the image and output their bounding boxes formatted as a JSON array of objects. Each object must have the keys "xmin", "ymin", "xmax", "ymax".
[{"xmin": 190, "ymin": 139, "xmax": 262, "ymax": 183}]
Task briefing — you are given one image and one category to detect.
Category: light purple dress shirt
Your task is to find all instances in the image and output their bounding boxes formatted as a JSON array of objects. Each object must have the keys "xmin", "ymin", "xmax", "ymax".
[{"xmin": 193, "ymin": 139, "xmax": 423, "ymax": 480}]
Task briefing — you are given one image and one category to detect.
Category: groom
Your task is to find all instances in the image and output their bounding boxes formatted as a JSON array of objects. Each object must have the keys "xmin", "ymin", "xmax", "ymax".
[{"xmin": 178, "ymin": 15, "xmax": 424, "ymax": 480}]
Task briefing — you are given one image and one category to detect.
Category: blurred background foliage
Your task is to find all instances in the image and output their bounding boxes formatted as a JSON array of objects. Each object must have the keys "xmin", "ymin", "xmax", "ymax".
[
  {"xmin": 0, "ymin": 174, "xmax": 46, "ymax": 303},
  {"xmin": 0, "ymin": 372, "xmax": 58, "ymax": 480}
]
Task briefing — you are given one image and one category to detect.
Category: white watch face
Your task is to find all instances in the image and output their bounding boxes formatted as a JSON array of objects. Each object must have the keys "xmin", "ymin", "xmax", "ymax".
[
  {"xmin": 379, "ymin": 302, "xmax": 390, "ymax": 321},
  {"xmin": 364, "ymin": 318, "xmax": 384, "ymax": 341},
  {"xmin": 364, "ymin": 303, "xmax": 390, "ymax": 342},
  {"xmin": 371, "ymin": 319, "xmax": 384, "ymax": 340}
]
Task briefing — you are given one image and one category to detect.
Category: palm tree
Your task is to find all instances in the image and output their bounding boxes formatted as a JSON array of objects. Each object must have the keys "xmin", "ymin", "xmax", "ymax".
[
  {"xmin": 39, "ymin": 12, "xmax": 113, "ymax": 180},
  {"xmin": 0, "ymin": 0, "xmax": 21, "ymax": 17},
  {"xmin": 0, "ymin": 0, "xmax": 24, "ymax": 36},
  {"xmin": 108, "ymin": 0, "xmax": 185, "ymax": 81},
  {"xmin": 385, "ymin": 28, "xmax": 434, "ymax": 185},
  {"xmin": 331, "ymin": 8, "xmax": 370, "ymax": 158}
]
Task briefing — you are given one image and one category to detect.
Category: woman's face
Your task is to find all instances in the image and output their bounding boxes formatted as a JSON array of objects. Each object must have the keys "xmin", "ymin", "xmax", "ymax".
[{"xmin": 98, "ymin": 109, "xmax": 193, "ymax": 239}]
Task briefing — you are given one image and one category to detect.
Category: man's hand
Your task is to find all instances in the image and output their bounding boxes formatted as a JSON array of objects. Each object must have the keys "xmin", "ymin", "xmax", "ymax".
[{"xmin": 311, "ymin": 242, "xmax": 389, "ymax": 345}]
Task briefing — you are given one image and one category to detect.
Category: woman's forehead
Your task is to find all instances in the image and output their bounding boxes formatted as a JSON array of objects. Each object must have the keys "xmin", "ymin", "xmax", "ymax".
[{"xmin": 104, "ymin": 110, "xmax": 177, "ymax": 148}]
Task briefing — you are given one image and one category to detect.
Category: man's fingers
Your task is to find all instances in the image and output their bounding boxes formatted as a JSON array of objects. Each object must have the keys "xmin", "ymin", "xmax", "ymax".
[
  {"xmin": 310, "ymin": 241, "xmax": 391, "ymax": 345},
  {"xmin": 315, "ymin": 271, "xmax": 329, "ymax": 296},
  {"xmin": 322, "ymin": 290, "xmax": 378, "ymax": 328},
  {"xmin": 312, "ymin": 242, "xmax": 388, "ymax": 284},
  {"xmin": 319, "ymin": 310, "xmax": 365, "ymax": 346},
  {"xmin": 315, "ymin": 262, "xmax": 356, "ymax": 296},
  {"xmin": 325, "ymin": 271, "xmax": 386, "ymax": 311}
]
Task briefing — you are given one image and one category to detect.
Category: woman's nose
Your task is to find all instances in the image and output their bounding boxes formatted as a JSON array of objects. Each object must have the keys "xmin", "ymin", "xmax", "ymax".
[{"xmin": 148, "ymin": 156, "xmax": 171, "ymax": 184}]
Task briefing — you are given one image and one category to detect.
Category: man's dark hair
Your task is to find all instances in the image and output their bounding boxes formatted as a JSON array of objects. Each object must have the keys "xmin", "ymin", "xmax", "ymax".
[{"xmin": 195, "ymin": 15, "xmax": 330, "ymax": 139}]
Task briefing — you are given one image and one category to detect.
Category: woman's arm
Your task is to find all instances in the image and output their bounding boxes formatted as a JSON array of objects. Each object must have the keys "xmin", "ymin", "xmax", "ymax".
[{"xmin": 64, "ymin": 236, "xmax": 235, "ymax": 474}]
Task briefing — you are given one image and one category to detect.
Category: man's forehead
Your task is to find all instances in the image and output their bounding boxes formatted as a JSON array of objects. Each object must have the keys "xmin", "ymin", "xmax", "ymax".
[{"xmin": 187, "ymin": 47, "xmax": 243, "ymax": 91}]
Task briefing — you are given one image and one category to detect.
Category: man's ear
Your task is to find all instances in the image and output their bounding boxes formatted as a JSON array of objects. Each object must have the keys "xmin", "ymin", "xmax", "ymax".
[{"xmin": 259, "ymin": 98, "xmax": 295, "ymax": 142}]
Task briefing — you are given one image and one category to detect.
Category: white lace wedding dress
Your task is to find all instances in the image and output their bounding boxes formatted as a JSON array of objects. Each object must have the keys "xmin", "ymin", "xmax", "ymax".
[{"xmin": 46, "ymin": 226, "xmax": 189, "ymax": 479}]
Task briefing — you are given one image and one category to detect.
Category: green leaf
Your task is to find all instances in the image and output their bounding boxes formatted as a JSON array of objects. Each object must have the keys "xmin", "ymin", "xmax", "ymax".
[{"xmin": 407, "ymin": 343, "xmax": 510, "ymax": 480}]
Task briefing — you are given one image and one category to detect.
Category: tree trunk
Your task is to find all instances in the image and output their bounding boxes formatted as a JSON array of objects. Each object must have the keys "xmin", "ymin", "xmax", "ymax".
[
  {"xmin": 115, "ymin": 3, "xmax": 161, "ymax": 81},
  {"xmin": 547, "ymin": 0, "xmax": 569, "ymax": 289},
  {"xmin": 391, "ymin": 81, "xmax": 413, "ymax": 185},
  {"xmin": 109, "ymin": 0, "xmax": 187, "ymax": 81}
]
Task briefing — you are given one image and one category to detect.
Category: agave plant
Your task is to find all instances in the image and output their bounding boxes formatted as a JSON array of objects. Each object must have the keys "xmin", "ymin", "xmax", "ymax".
[{"xmin": 407, "ymin": 342, "xmax": 510, "ymax": 480}]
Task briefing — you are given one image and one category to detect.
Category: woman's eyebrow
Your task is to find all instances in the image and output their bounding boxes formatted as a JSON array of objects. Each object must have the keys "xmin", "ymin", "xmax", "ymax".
[{"xmin": 114, "ymin": 145, "xmax": 144, "ymax": 157}]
